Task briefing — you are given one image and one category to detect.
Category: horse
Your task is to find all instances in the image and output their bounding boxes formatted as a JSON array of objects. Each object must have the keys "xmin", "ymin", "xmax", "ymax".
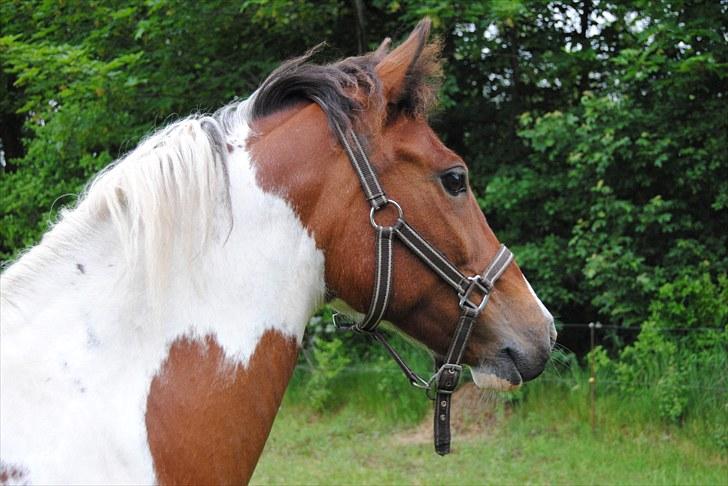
[{"xmin": 0, "ymin": 19, "xmax": 555, "ymax": 485}]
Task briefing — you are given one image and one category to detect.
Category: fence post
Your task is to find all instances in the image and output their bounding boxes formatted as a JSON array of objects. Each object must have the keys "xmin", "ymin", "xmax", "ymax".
[{"xmin": 588, "ymin": 321, "xmax": 601, "ymax": 433}]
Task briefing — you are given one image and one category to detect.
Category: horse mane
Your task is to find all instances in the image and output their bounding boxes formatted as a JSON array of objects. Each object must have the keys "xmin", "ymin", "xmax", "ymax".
[
  {"xmin": 251, "ymin": 47, "xmax": 379, "ymax": 141},
  {"xmin": 250, "ymin": 38, "xmax": 442, "ymax": 140},
  {"xmin": 1, "ymin": 107, "xmax": 246, "ymax": 303}
]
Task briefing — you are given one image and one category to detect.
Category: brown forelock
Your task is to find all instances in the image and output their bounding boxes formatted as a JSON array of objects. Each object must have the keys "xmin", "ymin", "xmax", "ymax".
[
  {"xmin": 248, "ymin": 19, "xmax": 442, "ymax": 150},
  {"xmin": 145, "ymin": 330, "xmax": 298, "ymax": 485}
]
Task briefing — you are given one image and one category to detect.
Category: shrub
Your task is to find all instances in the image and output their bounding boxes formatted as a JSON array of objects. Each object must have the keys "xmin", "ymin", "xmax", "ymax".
[
  {"xmin": 305, "ymin": 336, "xmax": 350, "ymax": 412},
  {"xmin": 612, "ymin": 272, "xmax": 727, "ymax": 425}
]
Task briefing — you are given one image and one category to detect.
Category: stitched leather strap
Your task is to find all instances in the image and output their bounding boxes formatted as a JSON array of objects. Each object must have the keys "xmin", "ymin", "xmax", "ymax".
[
  {"xmin": 395, "ymin": 222, "xmax": 470, "ymax": 295},
  {"xmin": 431, "ymin": 247, "xmax": 512, "ymax": 454},
  {"xmin": 434, "ymin": 368, "xmax": 458, "ymax": 455},
  {"xmin": 370, "ymin": 331, "xmax": 430, "ymax": 388},
  {"xmin": 357, "ymin": 227, "xmax": 394, "ymax": 332},
  {"xmin": 434, "ymin": 313, "xmax": 475, "ymax": 455},
  {"xmin": 332, "ymin": 122, "xmax": 514, "ymax": 455},
  {"xmin": 481, "ymin": 245, "xmax": 513, "ymax": 289},
  {"xmin": 335, "ymin": 123, "xmax": 388, "ymax": 210}
]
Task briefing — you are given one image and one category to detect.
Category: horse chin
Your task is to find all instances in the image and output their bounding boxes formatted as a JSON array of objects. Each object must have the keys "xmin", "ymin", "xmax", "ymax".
[{"xmin": 471, "ymin": 366, "xmax": 522, "ymax": 391}]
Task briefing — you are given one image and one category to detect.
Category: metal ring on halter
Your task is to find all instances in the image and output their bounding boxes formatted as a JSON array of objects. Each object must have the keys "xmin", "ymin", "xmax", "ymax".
[{"xmin": 369, "ymin": 199, "xmax": 404, "ymax": 231}]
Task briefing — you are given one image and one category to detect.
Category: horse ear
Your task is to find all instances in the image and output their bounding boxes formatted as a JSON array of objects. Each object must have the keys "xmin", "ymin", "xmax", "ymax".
[
  {"xmin": 375, "ymin": 18, "xmax": 431, "ymax": 104},
  {"xmin": 371, "ymin": 37, "xmax": 392, "ymax": 64}
]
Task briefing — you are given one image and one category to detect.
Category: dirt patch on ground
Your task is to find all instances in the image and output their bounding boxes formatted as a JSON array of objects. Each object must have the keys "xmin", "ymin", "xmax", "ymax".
[{"xmin": 395, "ymin": 383, "xmax": 508, "ymax": 444}]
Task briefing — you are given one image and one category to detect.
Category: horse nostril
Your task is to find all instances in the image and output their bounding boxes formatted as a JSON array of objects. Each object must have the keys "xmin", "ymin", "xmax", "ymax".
[
  {"xmin": 501, "ymin": 346, "xmax": 524, "ymax": 373},
  {"xmin": 501, "ymin": 345, "xmax": 548, "ymax": 382}
]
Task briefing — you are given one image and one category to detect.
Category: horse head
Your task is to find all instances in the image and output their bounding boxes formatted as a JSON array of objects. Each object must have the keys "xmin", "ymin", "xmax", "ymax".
[{"xmin": 250, "ymin": 19, "xmax": 555, "ymax": 391}]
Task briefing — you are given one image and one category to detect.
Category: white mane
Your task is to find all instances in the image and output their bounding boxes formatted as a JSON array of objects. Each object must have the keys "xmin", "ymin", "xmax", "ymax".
[
  {"xmin": 1, "ymin": 94, "xmax": 326, "ymax": 483},
  {"xmin": 1, "ymin": 99, "xmax": 253, "ymax": 305}
]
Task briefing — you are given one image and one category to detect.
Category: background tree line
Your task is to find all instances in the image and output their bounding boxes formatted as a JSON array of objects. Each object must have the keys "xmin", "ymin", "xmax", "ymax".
[{"xmin": 2, "ymin": 1, "xmax": 726, "ymax": 420}]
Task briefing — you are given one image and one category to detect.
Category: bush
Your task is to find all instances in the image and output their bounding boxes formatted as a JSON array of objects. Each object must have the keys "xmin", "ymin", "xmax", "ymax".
[
  {"xmin": 305, "ymin": 336, "xmax": 350, "ymax": 412},
  {"xmin": 612, "ymin": 272, "xmax": 727, "ymax": 426},
  {"xmin": 293, "ymin": 304, "xmax": 433, "ymax": 423}
]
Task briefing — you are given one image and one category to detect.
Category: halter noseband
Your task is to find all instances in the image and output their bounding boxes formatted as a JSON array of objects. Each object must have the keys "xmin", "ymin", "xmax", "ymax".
[{"xmin": 332, "ymin": 123, "xmax": 513, "ymax": 455}]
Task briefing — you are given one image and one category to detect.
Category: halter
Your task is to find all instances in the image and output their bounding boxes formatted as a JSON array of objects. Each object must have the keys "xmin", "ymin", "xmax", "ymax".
[{"xmin": 332, "ymin": 124, "xmax": 513, "ymax": 455}]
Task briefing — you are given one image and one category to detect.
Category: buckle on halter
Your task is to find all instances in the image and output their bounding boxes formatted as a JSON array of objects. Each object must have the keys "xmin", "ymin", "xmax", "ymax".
[
  {"xmin": 434, "ymin": 363, "xmax": 462, "ymax": 394},
  {"xmin": 458, "ymin": 275, "xmax": 492, "ymax": 314}
]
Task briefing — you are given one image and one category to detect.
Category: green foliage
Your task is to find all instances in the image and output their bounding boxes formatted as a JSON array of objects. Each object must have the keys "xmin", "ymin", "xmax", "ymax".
[
  {"xmin": 474, "ymin": 1, "xmax": 728, "ymax": 327},
  {"xmin": 610, "ymin": 273, "xmax": 727, "ymax": 428},
  {"xmin": 494, "ymin": 84, "xmax": 727, "ymax": 325},
  {"xmin": 0, "ymin": 0, "xmax": 350, "ymax": 260},
  {"xmin": 305, "ymin": 336, "xmax": 351, "ymax": 412},
  {"xmin": 296, "ymin": 304, "xmax": 432, "ymax": 423}
]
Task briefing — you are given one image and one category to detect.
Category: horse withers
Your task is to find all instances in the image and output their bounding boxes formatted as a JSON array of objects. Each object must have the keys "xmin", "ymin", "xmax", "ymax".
[{"xmin": 0, "ymin": 19, "xmax": 555, "ymax": 484}]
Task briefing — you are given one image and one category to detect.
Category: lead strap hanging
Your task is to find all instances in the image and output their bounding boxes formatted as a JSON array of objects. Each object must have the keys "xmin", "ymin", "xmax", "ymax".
[{"xmin": 433, "ymin": 312, "xmax": 477, "ymax": 455}]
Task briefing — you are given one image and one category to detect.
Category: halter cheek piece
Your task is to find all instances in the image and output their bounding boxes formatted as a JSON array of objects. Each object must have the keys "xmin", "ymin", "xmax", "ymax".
[{"xmin": 332, "ymin": 124, "xmax": 513, "ymax": 455}]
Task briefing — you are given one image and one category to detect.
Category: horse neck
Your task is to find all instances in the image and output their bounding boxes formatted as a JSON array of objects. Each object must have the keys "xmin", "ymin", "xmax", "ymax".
[
  {"xmin": 2, "ymin": 141, "xmax": 325, "ymax": 360},
  {"xmin": 250, "ymin": 104, "xmax": 378, "ymax": 312},
  {"xmin": 0, "ymin": 123, "xmax": 326, "ymax": 483}
]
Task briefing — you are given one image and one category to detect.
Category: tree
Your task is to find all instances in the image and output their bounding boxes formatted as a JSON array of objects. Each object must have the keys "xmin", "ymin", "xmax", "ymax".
[{"xmin": 2, "ymin": 0, "xmax": 726, "ymax": 332}]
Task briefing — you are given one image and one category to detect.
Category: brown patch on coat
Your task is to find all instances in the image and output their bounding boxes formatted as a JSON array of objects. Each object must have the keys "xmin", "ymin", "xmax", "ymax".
[
  {"xmin": 145, "ymin": 330, "xmax": 298, "ymax": 485},
  {"xmin": 0, "ymin": 462, "xmax": 28, "ymax": 485}
]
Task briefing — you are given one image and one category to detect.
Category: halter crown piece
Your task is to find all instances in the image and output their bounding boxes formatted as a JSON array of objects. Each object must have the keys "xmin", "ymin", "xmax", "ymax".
[{"xmin": 332, "ymin": 123, "xmax": 513, "ymax": 455}]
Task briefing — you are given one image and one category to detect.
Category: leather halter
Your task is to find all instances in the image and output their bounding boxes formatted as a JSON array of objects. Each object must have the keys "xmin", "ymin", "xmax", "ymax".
[{"xmin": 332, "ymin": 123, "xmax": 513, "ymax": 455}]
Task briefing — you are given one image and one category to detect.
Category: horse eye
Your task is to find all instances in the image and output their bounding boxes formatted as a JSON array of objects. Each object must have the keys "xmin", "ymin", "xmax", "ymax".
[{"xmin": 440, "ymin": 169, "xmax": 468, "ymax": 196}]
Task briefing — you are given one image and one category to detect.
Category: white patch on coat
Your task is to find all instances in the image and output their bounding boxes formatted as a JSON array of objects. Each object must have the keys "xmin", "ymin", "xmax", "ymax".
[
  {"xmin": 522, "ymin": 274, "xmax": 553, "ymax": 324},
  {"xmin": 0, "ymin": 101, "xmax": 325, "ymax": 484},
  {"xmin": 523, "ymin": 274, "xmax": 557, "ymax": 344}
]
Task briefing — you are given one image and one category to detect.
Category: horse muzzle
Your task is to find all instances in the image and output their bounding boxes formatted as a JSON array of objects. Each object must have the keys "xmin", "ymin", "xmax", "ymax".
[{"xmin": 471, "ymin": 319, "xmax": 556, "ymax": 390}]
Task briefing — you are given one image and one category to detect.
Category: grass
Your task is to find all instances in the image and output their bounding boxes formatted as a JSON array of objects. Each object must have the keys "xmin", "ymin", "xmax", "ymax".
[{"xmin": 251, "ymin": 367, "xmax": 728, "ymax": 485}]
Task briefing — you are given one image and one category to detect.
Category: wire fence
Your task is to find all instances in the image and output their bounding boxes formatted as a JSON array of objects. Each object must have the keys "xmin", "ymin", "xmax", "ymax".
[{"xmin": 557, "ymin": 322, "xmax": 721, "ymax": 332}]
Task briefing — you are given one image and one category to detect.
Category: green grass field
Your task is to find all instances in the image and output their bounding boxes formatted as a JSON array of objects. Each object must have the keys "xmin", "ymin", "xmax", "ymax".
[{"xmin": 252, "ymin": 372, "xmax": 727, "ymax": 485}]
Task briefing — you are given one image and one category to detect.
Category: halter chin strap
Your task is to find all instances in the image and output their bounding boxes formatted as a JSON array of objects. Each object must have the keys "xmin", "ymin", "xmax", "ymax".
[{"xmin": 332, "ymin": 123, "xmax": 513, "ymax": 455}]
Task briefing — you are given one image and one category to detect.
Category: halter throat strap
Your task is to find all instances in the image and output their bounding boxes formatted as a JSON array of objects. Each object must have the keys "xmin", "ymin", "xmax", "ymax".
[{"xmin": 332, "ymin": 124, "xmax": 513, "ymax": 455}]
